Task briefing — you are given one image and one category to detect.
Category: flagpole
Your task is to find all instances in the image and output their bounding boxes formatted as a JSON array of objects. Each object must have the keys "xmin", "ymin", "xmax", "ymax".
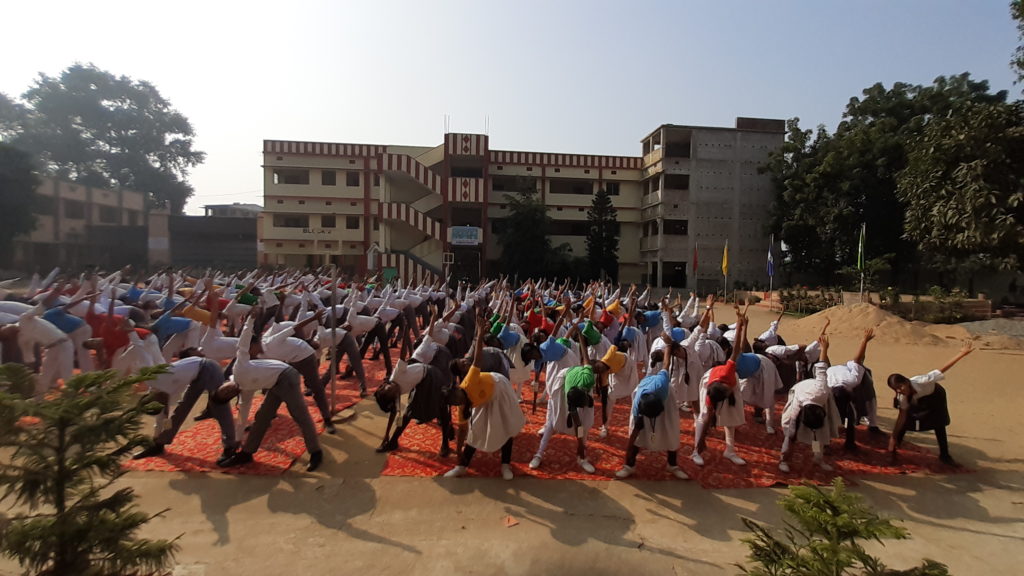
[
  {"xmin": 858, "ymin": 223, "xmax": 865, "ymax": 304},
  {"xmin": 768, "ymin": 234, "xmax": 774, "ymax": 311}
]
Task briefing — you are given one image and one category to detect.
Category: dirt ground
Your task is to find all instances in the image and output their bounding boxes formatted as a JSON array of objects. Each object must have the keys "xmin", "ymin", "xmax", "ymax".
[{"xmin": 3, "ymin": 306, "xmax": 1023, "ymax": 575}]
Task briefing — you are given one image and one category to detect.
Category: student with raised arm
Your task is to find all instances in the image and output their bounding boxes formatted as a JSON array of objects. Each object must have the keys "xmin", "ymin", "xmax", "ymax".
[
  {"xmin": 444, "ymin": 310, "xmax": 526, "ymax": 480},
  {"xmin": 887, "ymin": 340, "xmax": 974, "ymax": 466},
  {"xmin": 692, "ymin": 309, "xmax": 749, "ymax": 467},
  {"xmin": 216, "ymin": 315, "xmax": 323, "ymax": 471},
  {"xmin": 615, "ymin": 331, "xmax": 689, "ymax": 480},
  {"xmin": 826, "ymin": 327, "xmax": 876, "ymax": 451},
  {"xmin": 778, "ymin": 335, "xmax": 843, "ymax": 473}
]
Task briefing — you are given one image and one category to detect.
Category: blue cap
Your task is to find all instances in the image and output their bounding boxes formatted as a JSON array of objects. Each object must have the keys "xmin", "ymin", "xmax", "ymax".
[{"xmin": 670, "ymin": 327, "xmax": 687, "ymax": 343}]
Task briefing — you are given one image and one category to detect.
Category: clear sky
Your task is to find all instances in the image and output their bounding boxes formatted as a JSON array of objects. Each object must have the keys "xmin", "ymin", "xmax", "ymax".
[{"xmin": 1, "ymin": 0, "xmax": 1019, "ymax": 214}]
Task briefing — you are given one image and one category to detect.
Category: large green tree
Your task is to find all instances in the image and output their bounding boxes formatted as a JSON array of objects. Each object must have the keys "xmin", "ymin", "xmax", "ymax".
[
  {"xmin": 1013, "ymin": 0, "xmax": 1024, "ymax": 85},
  {"xmin": 496, "ymin": 188, "xmax": 552, "ymax": 280},
  {"xmin": 764, "ymin": 74, "xmax": 1008, "ymax": 287},
  {"xmin": 0, "ymin": 143, "xmax": 39, "ymax": 267},
  {"xmin": 585, "ymin": 187, "xmax": 620, "ymax": 281},
  {"xmin": 10, "ymin": 63, "xmax": 205, "ymax": 213},
  {"xmin": 898, "ymin": 99, "xmax": 1024, "ymax": 275}
]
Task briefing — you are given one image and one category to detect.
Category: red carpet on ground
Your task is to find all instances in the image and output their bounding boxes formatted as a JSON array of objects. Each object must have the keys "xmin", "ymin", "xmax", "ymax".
[
  {"xmin": 123, "ymin": 360, "xmax": 386, "ymax": 475},
  {"xmin": 381, "ymin": 393, "xmax": 970, "ymax": 488}
]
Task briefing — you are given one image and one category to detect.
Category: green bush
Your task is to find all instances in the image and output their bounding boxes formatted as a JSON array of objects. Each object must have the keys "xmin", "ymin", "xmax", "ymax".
[
  {"xmin": 738, "ymin": 479, "xmax": 950, "ymax": 576},
  {"xmin": 0, "ymin": 364, "xmax": 178, "ymax": 576}
]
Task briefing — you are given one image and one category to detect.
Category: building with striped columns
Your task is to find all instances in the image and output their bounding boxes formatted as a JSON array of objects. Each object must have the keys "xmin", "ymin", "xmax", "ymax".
[{"xmin": 260, "ymin": 117, "xmax": 784, "ymax": 288}]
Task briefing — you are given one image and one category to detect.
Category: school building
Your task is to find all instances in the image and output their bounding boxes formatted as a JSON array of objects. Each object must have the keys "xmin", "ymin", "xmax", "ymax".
[{"xmin": 259, "ymin": 117, "xmax": 784, "ymax": 289}]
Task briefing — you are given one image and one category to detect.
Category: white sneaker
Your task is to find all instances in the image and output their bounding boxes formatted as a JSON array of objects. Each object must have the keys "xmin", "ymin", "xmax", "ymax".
[
  {"xmin": 680, "ymin": 403, "xmax": 692, "ymax": 412},
  {"xmin": 598, "ymin": 425, "xmax": 608, "ymax": 439},
  {"xmin": 529, "ymin": 455, "xmax": 542, "ymax": 470},
  {"xmin": 615, "ymin": 465, "xmax": 635, "ymax": 479},
  {"xmin": 668, "ymin": 465, "xmax": 689, "ymax": 480},
  {"xmin": 537, "ymin": 427, "xmax": 545, "ymax": 437},
  {"xmin": 724, "ymin": 451, "xmax": 747, "ymax": 466},
  {"xmin": 778, "ymin": 461, "xmax": 791, "ymax": 473},
  {"xmin": 691, "ymin": 452, "xmax": 705, "ymax": 466},
  {"xmin": 501, "ymin": 464, "xmax": 514, "ymax": 481},
  {"xmin": 578, "ymin": 458, "xmax": 596, "ymax": 474},
  {"xmin": 443, "ymin": 465, "xmax": 467, "ymax": 478},
  {"xmin": 766, "ymin": 425, "xmax": 775, "ymax": 434}
]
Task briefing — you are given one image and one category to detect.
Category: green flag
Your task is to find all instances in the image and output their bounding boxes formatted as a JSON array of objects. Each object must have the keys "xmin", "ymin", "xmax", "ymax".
[{"xmin": 857, "ymin": 223, "xmax": 865, "ymax": 271}]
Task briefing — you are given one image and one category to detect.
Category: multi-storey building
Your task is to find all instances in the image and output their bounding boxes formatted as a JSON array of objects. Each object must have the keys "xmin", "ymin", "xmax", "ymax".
[
  {"xmin": 260, "ymin": 117, "xmax": 784, "ymax": 288},
  {"xmin": 12, "ymin": 177, "xmax": 147, "ymax": 271}
]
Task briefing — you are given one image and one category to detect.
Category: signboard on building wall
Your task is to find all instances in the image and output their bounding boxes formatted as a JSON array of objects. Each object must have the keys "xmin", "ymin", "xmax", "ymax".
[{"xmin": 449, "ymin": 226, "xmax": 482, "ymax": 246}]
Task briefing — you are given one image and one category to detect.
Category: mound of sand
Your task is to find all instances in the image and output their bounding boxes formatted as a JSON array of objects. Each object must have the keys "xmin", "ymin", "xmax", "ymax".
[{"xmin": 788, "ymin": 304, "xmax": 1024, "ymax": 350}]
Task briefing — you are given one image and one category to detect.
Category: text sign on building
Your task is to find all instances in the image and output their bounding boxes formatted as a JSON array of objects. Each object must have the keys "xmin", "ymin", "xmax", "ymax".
[{"xmin": 449, "ymin": 226, "xmax": 482, "ymax": 246}]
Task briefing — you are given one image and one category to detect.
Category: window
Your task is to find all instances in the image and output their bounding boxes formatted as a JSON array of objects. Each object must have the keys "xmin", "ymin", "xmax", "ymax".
[
  {"xmin": 554, "ymin": 168, "xmax": 561, "ymax": 173},
  {"xmin": 373, "ymin": 217, "xmax": 379, "ymax": 231},
  {"xmin": 605, "ymin": 182, "xmax": 621, "ymax": 196},
  {"xmin": 325, "ymin": 201, "xmax": 332, "ymax": 206},
  {"xmin": 99, "ymin": 206, "xmax": 119, "ymax": 224},
  {"xmin": 373, "ymin": 174, "xmax": 380, "ymax": 187},
  {"xmin": 323, "ymin": 242, "xmax": 333, "ymax": 249},
  {"xmin": 273, "ymin": 214, "xmax": 309, "ymax": 228},
  {"xmin": 346, "ymin": 216, "xmax": 360, "ymax": 229},
  {"xmin": 273, "ymin": 168, "xmax": 310, "ymax": 185},
  {"xmin": 664, "ymin": 219, "xmax": 689, "ymax": 235},
  {"xmin": 62, "ymin": 198, "xmax": 84, "ymax": 219},
  {"xmin": 298, "ymin": 200, "xmax": 305, "ymax": 205},
  {"xmin": 276, "ymin": 199, "xmax": 284, "ymax": 204},
  {"xmin": 346, "ymin": 172, "xmax": 360, "ymax": 187},
  {"xmin": 276, "ymin": 242, "xmax": 283, "ymax": 248},
  {"xmin": 298, "ymin": 243, "xmax": 305, "ymax": 248},
  {"xmin": 496, "ymin": 166, "xmax": 503, "ymax": 171},
  {"xmin": 321, "ymin": 215, "xmax": 336, "ymax": 228},
  {"xmin": 322, "ymin": 170, "xmax": 337, "ymax": 186},
  {"xmin": 549, "ymin": 179, "xmax": 592, "ymax": 195}
]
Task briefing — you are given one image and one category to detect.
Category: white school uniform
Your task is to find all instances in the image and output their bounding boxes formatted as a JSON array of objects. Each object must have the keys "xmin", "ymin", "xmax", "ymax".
[
  {"xmin": 466, "ymin": 373, "xmax": 526, "ymax": 452},
  {"xmin": 740, "ymin": 354, "xmax": 784, "ymax": 410}
]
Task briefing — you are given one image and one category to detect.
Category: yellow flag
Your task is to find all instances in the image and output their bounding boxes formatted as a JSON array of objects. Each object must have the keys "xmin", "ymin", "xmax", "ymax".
[{"xmin": 721, "ymin": 240, "xmax": 729, "ymax": 277}]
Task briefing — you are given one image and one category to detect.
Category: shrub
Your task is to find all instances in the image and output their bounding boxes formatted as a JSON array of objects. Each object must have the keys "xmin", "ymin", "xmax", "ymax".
[
  {"xmin": 0, "ymin": 364, "xmax": 178, "ymax": 576},
  {"xmin": 738, "ymin": 479, "xmax": 950, "ymax": 576}
]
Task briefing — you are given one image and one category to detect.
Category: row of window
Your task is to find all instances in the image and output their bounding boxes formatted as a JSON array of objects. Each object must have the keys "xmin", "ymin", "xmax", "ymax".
[
  {"xmin": 641, "ymin": 219, "xmax": 689, "ymax": 237},
  {"xmin": 34, "ymin": 195, "xmax": 136, "ymax": 225},
  {"xmin": 273, "ymin": 169, "xmax": 381, "ymax": 188},
  {"xmin": 272, "ymin": 214, "xmax": 379, "ymax": 230},
  {"xmin": 490, "ymin": 219, "xmax": 621, "ymax": 236}
]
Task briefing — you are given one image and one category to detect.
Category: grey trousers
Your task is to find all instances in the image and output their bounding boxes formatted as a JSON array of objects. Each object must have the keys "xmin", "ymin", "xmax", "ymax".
[
  {"xmin": 324, "ymin": 332, "xmax": 366, "ymax": 388},
  {"xmin": 243, "ymin": 367, "xmax": 321, "ymax": 454},
  {"xmin": 156, "ymin": 359, "xmax": 235, "ymax": 449}
]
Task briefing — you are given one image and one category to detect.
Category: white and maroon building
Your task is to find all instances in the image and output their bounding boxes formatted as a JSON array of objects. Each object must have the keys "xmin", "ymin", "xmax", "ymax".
[{"xmin": 260, "ymin": 117, "xmax": 784, "ymax": 289}]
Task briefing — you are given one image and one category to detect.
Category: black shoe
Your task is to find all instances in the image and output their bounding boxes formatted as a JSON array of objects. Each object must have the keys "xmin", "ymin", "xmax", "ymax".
[
  {"xmin": 304, "ymin": 389, "xmax": 314, "ymax": 397},
  {"xmin": 216, "ymin": 446, "xmax": 237, "ymax": 466},
  {"xmin": 844, "ymin": 441, "xmax": 858, "ymax": 452},
  {"xmin": 939, "ymin": 453, "xmax": 957, "ymax": 467},
  {"xmin": 194, "ymin": 408, "xmax": 212, "ymax": 421},
  {"xmin": 132, "ymin": 443, "xmax": 165, "ymax": 460},
  {"xmin": 307, "ymin": 450, "xmax": 323, "ymax": 472},
  {"xmin": 439, "ymin": 444, "xmax": 451, "ymax": 458},
  {"xmin": 325, "ymin": 423, "xmax": 337, "ymax": 435},
  {"xmin": 219, "ymin": 451, "xmax": 254, "ymax": 468}
]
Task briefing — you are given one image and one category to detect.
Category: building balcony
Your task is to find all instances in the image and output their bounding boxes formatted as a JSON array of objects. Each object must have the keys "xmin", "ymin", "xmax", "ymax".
[
  {"xmin": 641, "ymin": 190, "xmax": 661, "ymax": 207},
  {"xmin": 642, "ymin": 148, "xmax": 663, "ymax": 167}
]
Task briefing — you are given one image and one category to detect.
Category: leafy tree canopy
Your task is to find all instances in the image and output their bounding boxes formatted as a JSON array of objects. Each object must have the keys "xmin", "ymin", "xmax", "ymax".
[
  {"xmin": 496, "ymin": 186, "xmax": 552, "ymax": 280},
  {"xmin": 8, "ymin": 63, "xmax": 205, "ymax": 213}
]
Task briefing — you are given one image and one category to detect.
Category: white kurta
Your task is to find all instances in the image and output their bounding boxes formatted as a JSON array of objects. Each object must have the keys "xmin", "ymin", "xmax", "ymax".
[
  {"xmin": 467, "ymin": 373, "xmax": 527, "ymax": 453},
  {"xmin": 740, "ymin": 355, "xmax": 784, "ymax": 410},
  {"xmin": 608, "ymin": 358, "xmax": 640, "ymax": 401},
  {"xmin": 781, "ymin": 377, "xmax": 843, "ymax": 445},
  {"xmin": 629, "ymin": 378, "xmax": 681, "ymax": 452},
  {"xmin": 697, "ymin": 371, "xmax": 746, "ymax": 428},
  {"xmin": 544, "ymin": 367, "xmax": 595, "ymax": 435}
]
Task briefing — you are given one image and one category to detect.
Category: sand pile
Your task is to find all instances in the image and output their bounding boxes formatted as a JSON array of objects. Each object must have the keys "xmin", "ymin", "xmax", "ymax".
[{"xmin": 787, "ymin": 304, "xmax": 1024, "ymax": 350}]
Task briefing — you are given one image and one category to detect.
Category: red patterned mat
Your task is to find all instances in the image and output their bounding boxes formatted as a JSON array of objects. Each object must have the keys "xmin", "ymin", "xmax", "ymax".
[
  {"xmin": 381, "ymin": 395, "xmax": 971, "ymax": 488},
  {"xmin": 123, "ymin": 360, "xmax": 386, "ymax": 475}
]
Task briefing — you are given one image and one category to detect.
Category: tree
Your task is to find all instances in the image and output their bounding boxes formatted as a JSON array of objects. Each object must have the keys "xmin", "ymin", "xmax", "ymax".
[
  {"xmin": 10, "ymin": 63, "xmax": 205, "ymax": 213},
  {"xmin": 585, "ymin": 188, "xmax": 620, "ymax": 281},
  {"xmin": 496, "ymin": 186, "xmax": 552, "ymax": 280},
  {"xmin": 739, "ymin": 479, "xmax": 950, "ymax": 576},
  {"xmin": 0, "ymin": 143, "xmax": 39, "ymax": 267},
  {"xmin": 0, "ymin": 364, "xmax": 179, "ymax": 575},
  {"xmin": 897, "ymin": 100, "xmax": 1024, "ymax": 275},
  {"xmin": 763, "ymin": 74, "xmax": 1008, "ymax": 288},
  {"xmin": 1013, "ymin": 0, "xmax": 1024, "ymax": 85}
]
